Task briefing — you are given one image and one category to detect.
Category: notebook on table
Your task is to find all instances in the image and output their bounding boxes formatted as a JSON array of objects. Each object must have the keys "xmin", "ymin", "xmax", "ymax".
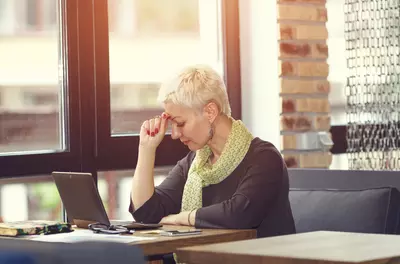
[
  {"xmin": 0, "ymin": 220, "xmax": 72, "ymax": 237},
  {"xmin": 51, "ymin": 171, "xmax": 162, "ymax": 230}
]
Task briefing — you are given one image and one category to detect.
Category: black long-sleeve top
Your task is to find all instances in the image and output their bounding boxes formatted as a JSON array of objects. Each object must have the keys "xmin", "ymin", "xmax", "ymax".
[{"xmin": 129, "ymin": 137, "xmax": 296, "ymax": 238}]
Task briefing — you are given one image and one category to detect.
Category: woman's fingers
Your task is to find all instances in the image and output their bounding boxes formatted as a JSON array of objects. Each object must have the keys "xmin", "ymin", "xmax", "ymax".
[
  {"xmin": 142, "ymin": 120, "xmax": 150, "ymax": 136},
  {"xmin": 154, "ymin": 116, "xmax": 161, "ymax": 135},
  {"xmin": 159, "ymin": 112, "xmax": 170, "ymax": 134},
  {"xmin": 141, "ymin": 113, "xmax": 169, "ymax": 138},
  {"xmin": 149, "ymin": 118, "xmax": 155, "ymax": 137}
]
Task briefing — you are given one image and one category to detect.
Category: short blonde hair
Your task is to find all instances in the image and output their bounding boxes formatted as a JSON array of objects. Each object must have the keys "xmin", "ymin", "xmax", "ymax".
[{"xmin": 157, "ymin": 64, "xmax": 232, "ymax": 116}]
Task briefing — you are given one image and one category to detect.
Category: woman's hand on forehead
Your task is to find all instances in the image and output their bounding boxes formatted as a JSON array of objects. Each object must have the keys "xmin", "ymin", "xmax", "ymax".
[{"xmin": 139, "ymin": 112, "xmax": 171, "ymax": 149}]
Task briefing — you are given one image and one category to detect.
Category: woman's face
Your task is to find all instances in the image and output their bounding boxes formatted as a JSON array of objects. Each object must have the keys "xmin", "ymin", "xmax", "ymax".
[{"xmin": 164, "ymin": 102, "xmax": 211, "ymax": 151}]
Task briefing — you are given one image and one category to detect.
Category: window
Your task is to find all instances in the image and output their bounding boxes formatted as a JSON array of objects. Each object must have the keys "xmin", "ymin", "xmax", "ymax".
[
  {"xmin": 0, "ymin": 0, "xmax": 57, "ymax": 36},
  {"xmin": 108, "ymin": 0, "xmax": 223, "ymax": 135},
  {"xmin": 108, "ymin": 0, "xmax": 200, "ymax": 37},
  {"xmin": 0, "ymin": 0, "xmax": 81, "ymax": 176},
  {"xmin": 135, "ymin": 0, "xmax": 200, "ymax": 36},
  {"xmin": 0, "ymin": 0, "xmax": 241, "ymax": 221},
  {"xmin": 22, "ymin": 0, "xmax": 58, "ymax": 33},
  {"xmin": 22, "ymin": 87, "xmax": 59, "ymax": 107},
  {"xmin": 92, "ymin": 0, "xmax": 240, "ymax": 169},
  {"xmin": 0, "ymin": 1, "xmax": 66, "ymax": 154},
  {"xmin": 0, "ymin": 0, "xmax": 15, "ymax": 35},
  {"xmin": 0, "ymin": 176, "xmax": 62, "ymax": 222},
  {"xmin": 97, "ymin": 168, "xmax": 170, "ymax": 220}
]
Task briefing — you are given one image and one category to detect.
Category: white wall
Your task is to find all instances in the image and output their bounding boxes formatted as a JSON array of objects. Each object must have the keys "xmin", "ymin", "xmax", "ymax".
[
  {"xmin": 239, "ymin": 0, "xmax": 281, "ymax": 149},
  {"xmin": 326, "ymin": 0, "xmax": 348, "ymax": 170},
  {"xmin": 239, "ymin": 0, "xmax": 349, "ymax": 171},
  {"xmin": 326, "ymin": 0, "xmax": 347, "ymax": 126}
]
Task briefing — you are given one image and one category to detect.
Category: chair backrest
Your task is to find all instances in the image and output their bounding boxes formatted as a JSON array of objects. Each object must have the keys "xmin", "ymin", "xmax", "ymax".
[
  {"xmin": 288, "ymin": 168, "xmax": 400, "ymax": 190},
  {"xmin": 288, "ymin": 169, "xmax": 400, "ymax": 234},
  {"xmin": 289, "ymin": 187, "xmax": 400, "ymax": 234}
]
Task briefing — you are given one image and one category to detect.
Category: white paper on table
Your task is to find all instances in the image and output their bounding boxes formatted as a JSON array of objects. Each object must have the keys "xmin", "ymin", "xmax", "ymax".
[{"xmin": 29, "ymin": 229, "xmax": 156, "ymax": 243}]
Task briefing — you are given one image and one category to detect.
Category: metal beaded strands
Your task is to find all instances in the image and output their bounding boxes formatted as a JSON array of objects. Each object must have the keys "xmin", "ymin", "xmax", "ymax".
[{"xmin": 345, "ymin": 0, "xmax": 400, "ymax": 170}]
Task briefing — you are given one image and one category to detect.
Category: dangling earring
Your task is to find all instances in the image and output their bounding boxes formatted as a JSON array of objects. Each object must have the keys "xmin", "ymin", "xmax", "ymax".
[{"xmin": 208, "ymin": 123, "xmax": 214, "ymax": 140}]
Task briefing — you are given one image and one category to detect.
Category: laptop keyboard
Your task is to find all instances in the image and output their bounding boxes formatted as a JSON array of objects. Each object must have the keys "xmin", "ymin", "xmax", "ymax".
[{"xmin": 109, "ymin": 221, "xmax": 162, "ymax": 230}]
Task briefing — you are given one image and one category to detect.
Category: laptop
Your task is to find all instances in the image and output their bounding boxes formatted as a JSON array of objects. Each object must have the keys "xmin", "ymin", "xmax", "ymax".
[{"xmin": 52, "ymin": 171, "xmax": 162, "ymax": 230}]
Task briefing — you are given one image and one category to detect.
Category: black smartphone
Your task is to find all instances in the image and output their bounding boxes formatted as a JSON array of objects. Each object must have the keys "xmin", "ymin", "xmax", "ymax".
[{"xmin": 160, "ymin": 229, "xmax": 202, "ymax": 237}]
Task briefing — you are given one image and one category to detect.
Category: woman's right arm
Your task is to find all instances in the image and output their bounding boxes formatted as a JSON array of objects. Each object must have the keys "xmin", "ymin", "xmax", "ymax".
[
  {"xmin": 131, "ymin": 114, "xmax": 169, "ymax": 210},
  {"xmin": 130, "ymin": 113, "xmax": 192, "ymax": 223},
  {"xmin": 130, "ymin": 152, "xmax": 193, "ymax": 223},
  {"xmin": 130, "ymin": 146, "xmax": 157, "ymax": 210}
]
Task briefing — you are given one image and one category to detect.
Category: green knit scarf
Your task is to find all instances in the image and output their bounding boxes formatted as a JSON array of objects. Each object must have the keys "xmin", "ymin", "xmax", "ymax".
[
  {"xmin": 181, "ymin": 118, "xmax": 254, "ymax": 212},
  {"xmin": 175, "ymin": 119, "xmax": 253, "ymax": 263}
]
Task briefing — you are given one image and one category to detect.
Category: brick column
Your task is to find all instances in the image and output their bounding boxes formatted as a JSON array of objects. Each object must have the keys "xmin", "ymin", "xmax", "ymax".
[{"xmin": 278, "ymin": 0, "xmax": 332, "ymax": 168}]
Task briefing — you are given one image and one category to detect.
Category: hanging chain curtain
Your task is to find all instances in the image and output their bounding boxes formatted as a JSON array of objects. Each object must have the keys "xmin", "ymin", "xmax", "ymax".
[{"xmin": 345, "ymin": 0, "xmax": 400, "ymax": 170}]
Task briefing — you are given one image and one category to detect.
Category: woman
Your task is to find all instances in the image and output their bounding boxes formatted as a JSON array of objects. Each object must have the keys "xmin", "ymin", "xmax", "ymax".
[{"xmin": 129, "ymin": 65, "xmax": 296, "ymax": 238}]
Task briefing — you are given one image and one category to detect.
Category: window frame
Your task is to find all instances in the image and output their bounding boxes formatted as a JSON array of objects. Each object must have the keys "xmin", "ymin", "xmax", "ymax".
[
  {"xmin": 93, "ymin": 0, "xmax": 242, "ymax": 171},
  {"xmin": 0, "ymin": 0, "xmax": 242, "ymax": 176},
  {"xmin": 0, "ymin": 0, "xmax": 83, "ymax": 177}
]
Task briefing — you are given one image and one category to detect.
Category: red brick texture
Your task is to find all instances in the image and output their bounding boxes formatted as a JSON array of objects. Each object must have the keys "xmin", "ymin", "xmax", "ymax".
[{"xmin": 278, "ymin": 0, "xmax": 332, "ymax": 168}]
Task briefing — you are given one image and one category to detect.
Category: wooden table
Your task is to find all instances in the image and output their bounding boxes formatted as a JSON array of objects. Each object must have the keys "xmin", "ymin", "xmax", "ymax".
[
  {"xmin": 131, "ymin": 225, "xmax": 256, "ymax": 263},
  {"xmin": 176, "ymin": 231, "xmax": 400, "ymax": 264},
  {"xmin": 10, "ymin": 225, "xmax": 255, "ymax": 264}
]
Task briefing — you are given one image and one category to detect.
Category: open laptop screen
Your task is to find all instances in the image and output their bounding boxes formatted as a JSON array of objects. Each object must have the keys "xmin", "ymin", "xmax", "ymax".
[{"xmin": 52, "ymin": 171, "xmax": 111, "ymax": 228}]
